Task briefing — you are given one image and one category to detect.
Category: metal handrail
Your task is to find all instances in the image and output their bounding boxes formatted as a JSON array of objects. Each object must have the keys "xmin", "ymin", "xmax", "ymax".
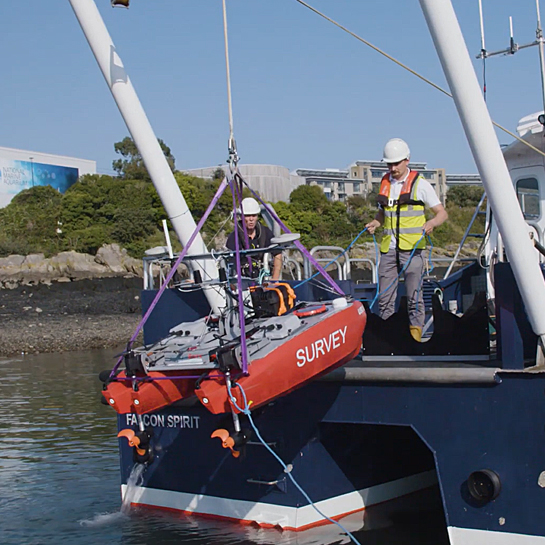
[
  {"xmin": 443, "ymin": 192, "xmax": 486, "ymax": 279},
  {"xmin": 527, "ymin": 221, "xmax": 544, "ymax": 243},
  {"xmin": 314, "ymin": 258, "xmax": 343, "ymax": 280},
  {"xmin": 495, "ymin": 223, "xmax": 544, "ymax": 264},
  {"xmin": 527, "ymin": 221, "xmax": 545, "ymax": 263},
  {"xmin": 309, "ymin": 246, "xmax": 350, "ymax": 279},
  {"xmin": 142, "ymin": 256, "xmax": 191, "ymax": 290},
  {"xmin": 283, "ymin": 257, "xmax": 302, "ymax": 281},
  {"xmin": 348, "ymin": 258, "xmax": 377, "ymax": 283}
]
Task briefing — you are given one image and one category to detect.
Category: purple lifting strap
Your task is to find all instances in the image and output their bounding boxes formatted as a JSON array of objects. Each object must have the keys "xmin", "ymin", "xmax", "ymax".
[
  {"xmin": 109, "ymin": 177, "xmax": 230, "ymax": 378},
  {"xmin": 241, "ymin": 177, "xmax": 344, "ymax": 295}
]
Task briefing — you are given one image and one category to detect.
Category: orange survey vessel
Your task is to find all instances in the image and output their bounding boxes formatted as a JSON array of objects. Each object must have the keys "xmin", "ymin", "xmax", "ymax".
[
  {"xmin": 195, "ymin": 300, "xmax": 366, "ymax": 414},
  {"xmin": 102, "ymin": 298, "xmax": 366, "ymax": 416}
]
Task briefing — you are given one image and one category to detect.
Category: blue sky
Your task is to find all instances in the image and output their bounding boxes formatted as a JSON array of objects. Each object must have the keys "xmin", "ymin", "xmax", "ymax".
[{"xmin": 2, "ymin": 1, "xmax": 544, "ymax": 177}]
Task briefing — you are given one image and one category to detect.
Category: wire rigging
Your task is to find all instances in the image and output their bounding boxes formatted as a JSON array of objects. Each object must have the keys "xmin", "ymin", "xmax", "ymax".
[
  {"xmin": 222, "ymin": 0, "xmax": 239, "ymax": 167},
  {"xmin": 293, "ymin": 0, "xmax": 545, "ymax": 159}
]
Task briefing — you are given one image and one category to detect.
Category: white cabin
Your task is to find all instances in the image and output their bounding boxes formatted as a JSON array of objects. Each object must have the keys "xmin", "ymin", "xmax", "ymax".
[{"xmin": 486, "ymin": 113, "xmax": 545, "ymax": 298}]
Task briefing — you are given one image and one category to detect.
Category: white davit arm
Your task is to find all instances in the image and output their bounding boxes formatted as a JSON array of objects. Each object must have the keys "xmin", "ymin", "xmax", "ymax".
[
  {"xmin": 420, "ymin": 0, "xmax": 545, "ymax": 342},
  {"xmin": 68, "ymin": 0, "xmax": 224, "ymax": 313}
]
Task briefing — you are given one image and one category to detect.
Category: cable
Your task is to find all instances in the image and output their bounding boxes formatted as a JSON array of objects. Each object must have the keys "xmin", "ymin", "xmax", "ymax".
[
  {"xmin": 208, "ymin": 214, "xmax": 232, "ymax": 247},
  {"xmin": 367, "ymin": 233, "xmax": 426, "ymax": 311},
  {"xmin": 299, "ymin": 275, "xmax": 347, "ymax": 297},
  {"xmin": 222, "ymin": 0, "xmax": 239, "ymax": 167},
  {"xmin": 292, "ymin": 0, "xmax": 545, "ymax": 159},
  {"xmin": 293, "ymin": 227, "xmax": 369, "ymax": 289},
  {"xmin": 226, "ymin": 381, "xmax": 363, "ymax": 545}
]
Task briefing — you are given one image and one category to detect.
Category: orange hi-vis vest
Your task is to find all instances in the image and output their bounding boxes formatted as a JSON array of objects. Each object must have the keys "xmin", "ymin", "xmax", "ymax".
[{"xmin": 376, "ymin": 171, "xmax": 426, "ymax": 253}]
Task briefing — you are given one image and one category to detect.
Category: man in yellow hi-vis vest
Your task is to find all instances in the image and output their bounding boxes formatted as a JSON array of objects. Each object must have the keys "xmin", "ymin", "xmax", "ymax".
[{"xmin": 366, "ymin": 138, "xmax": 448, "ymax": 342}]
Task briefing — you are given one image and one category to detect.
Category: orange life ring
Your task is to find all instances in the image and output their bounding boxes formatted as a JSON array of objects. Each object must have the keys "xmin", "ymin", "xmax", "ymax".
[{"xmin": 294, "ymin": 304, "xmax": 327, "ymax": 318}]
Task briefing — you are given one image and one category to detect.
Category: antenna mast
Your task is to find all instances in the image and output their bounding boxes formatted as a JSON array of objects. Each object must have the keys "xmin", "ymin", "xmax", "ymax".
[{"xmin": 477, "ymin": 0, "xmax": 545, "ymax": 119}]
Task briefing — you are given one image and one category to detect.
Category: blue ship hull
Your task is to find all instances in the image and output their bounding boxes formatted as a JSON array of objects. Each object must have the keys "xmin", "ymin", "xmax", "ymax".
[
  {"xmin": 114, "ymin": 262, "xmax": 545, "ymax": 543},
  {"xmin": 117, "ymin": 368, "xmax": 545, "ymax": 542}
]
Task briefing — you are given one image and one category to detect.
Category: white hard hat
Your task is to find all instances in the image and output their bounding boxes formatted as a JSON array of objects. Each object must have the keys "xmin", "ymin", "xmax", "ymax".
[
  {"xmin": 240, "ymin": 197, "xmax": 261, "ymax": 215},
  {"xmin": 382, "ymin": 138, "xmax": 410, "ymax": 163}
]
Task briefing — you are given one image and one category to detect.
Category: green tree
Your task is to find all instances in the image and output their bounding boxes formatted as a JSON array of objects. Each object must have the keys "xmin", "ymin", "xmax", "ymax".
[
  {"xmin": 346, "ymin": 194, "xmax": 375, "ymax": 226},
  {"xmin": 61, "ymin": 174, "xmax": 164, "ymax": 254},
  {"xmin": 346, "ymin": 195, "xmax": 367, "ymax": 210},
  {"xmin": 276, "ymin": 186, "xmax": 356, "ymax": 248},
  {"xmin": 212, "ymin": 167, "xmax": 225, "ymax": 180},
  {"xmin": 365, "ymin": 187, "xmax": 379, "ymax": 206},
  {"xmin": 0, "ymin": 143, "xmax": 490, "ymax": 260},
  {"xmin": 112, "ymin": 136, "xmax": 176, "ymax": 180},
  {"xmin": 446, "ymin": 185, "xmax": 484, "ymax": 208},
  {"xmin": 289, "ymin": 184, "xmax": 329, "ymax": 212},
  {"xmin": 0, "ymin": 185, "xmax": 63, "ymax": 256}
]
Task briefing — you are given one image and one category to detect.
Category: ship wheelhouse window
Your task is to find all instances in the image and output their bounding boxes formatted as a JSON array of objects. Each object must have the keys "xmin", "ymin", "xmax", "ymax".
[{"xmin": 516, "ymin": 177, "xmax": 540, "ymax": 219}]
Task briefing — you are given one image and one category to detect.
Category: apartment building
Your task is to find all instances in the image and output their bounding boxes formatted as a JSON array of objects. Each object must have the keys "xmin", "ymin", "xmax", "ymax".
[
  {"xmin": 292, "ymin": 168, "xmax": 363, "ymax": 202},
  {"xmin": 295, "ymin": 161, "xmax": 448, "ymax": 204},
  {"xmin": 445, "ymin": 173, "xmax": 482, "ymax": 187},
  {"xmin": 349, "ymin": 160, "xmax": 448, "ymax": 204}
]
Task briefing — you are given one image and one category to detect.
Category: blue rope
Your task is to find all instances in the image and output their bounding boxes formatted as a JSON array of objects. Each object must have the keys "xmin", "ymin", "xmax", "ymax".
[
  {"xmin": 367, "ymin": 233, "xmax": 426, "ymax": 311},
  {"xmin": 258, "ymin": 268, "xmax": 269, "ymax": 284},
  {"xmin": 426, "ymin": 234, "xmax": 435, "ymax": 274},
  {"xmin": 372, "ymin": 233, "xmax": 379, "ymax": 305},
  {"xmin": 356, "ymin": 233, "xmax": 380, "ymax": 308},
  {"xmin": 226, "ymin": 381, "xmax": 363, "ymax": 545},
  {"xmin": 293, "ymin": 227, "xmax": 369, "ymax": 289}
]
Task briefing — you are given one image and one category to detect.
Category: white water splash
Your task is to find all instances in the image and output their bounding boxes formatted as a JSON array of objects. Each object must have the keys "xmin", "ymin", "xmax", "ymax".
[
  {"xmin": 79, "ymin": 511, "xmax": 127, "ymax": 527},
  {"xmin": 79, "ymin": 463, "xmax": 146, "ymax": 528},
  {"xmin": 121, "ymin": 463, "xmax": 146, "ymax": 514}
]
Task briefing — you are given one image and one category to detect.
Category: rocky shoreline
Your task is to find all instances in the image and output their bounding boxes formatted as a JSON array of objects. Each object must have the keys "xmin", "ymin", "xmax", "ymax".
[
  {"xmin": 0, "ymin": 244, "xmax": 147, "ymax": 357},
  {"xmin": 0, "ymin": 276, "xmax": 144, "ymax": 357},
  {"xmin": 0, "ymin": 242, "xmax": 478, "ymax": 357}
]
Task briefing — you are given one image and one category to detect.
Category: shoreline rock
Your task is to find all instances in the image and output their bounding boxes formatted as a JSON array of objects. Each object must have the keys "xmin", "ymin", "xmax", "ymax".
[
  {"xmin": 0, "ymin": 276, "xmax": 144, "ymax": 357},
  {"xmin": 0, "ymin": 313, "xmax": 143, "ymax": 357},
  {"xmin": 0, "ymin": 242, "xmax": 480, "ymax": 357},
  {"xmin": 0, "ymin": 244, "xmax": 142, "ymax": 288}
]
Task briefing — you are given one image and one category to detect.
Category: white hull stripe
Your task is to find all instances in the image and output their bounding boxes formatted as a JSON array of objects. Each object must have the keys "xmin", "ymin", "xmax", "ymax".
[
  {"xmin": 448, "ymin": 526, "xmax": 545, "ymax": 545},
  {"xmin": 121, "ymin": 470, "xmax": 437, "ymax": 530}
]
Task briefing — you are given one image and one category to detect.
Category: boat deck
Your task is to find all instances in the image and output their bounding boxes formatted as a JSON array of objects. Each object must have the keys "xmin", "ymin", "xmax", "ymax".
[{"xmin": 321, "ymin": 354, "xmax": 544, "ymax": 384}]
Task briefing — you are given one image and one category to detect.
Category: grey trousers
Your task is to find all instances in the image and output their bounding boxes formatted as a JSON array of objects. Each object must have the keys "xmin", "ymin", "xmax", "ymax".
[{"xmin": 377, "ymin": 249, "xmax": 425, "ymax": 327}]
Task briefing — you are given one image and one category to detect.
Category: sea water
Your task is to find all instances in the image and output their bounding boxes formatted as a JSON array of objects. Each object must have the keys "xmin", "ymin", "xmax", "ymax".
[{"xmin": 0, "ymin": 350, "xmax": 448, "ymax": 545}]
